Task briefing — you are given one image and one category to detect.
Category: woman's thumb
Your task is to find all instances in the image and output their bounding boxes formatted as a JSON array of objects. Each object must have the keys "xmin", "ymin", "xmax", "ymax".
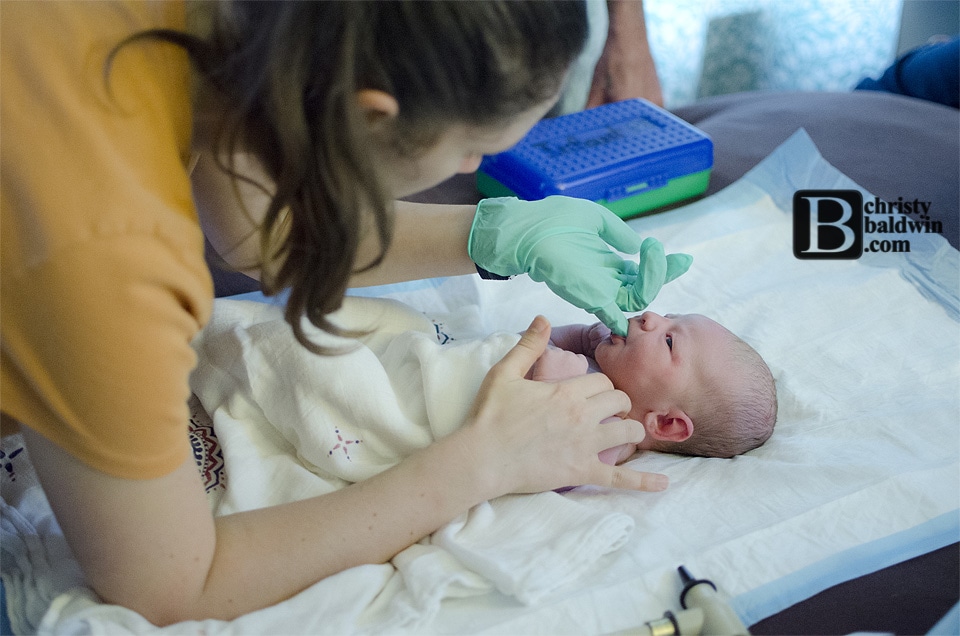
[{"xmin": 498, "ymin": 315, "xmax": 551, "ymax": 378}]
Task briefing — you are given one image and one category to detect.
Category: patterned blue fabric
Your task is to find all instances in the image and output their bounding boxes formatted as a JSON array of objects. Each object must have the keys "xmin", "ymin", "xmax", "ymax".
[{"xmin": 643, "ymin": 0, "xmax": 903, "ymax": 107}]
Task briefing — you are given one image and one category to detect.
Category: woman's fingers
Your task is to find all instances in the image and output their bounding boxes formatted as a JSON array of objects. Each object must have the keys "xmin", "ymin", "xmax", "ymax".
[
  {"xmin": 474, "ymin": 319, "xmax": 670, "ymax": 494},
  {"xmin": 559, "ymin": 368, "xmax": 618, "ymax": 401},
  {"xmin": 494, "ymin": 315, "xmax": 552, "ymax": 379},
  {"xmin": 593, "ymin": 415, "xmax": 645, "ymax": 452},
  {"xmin": 609, "ymin": 468, "xmax": 670, "ymax": 492},
  {"xmin": 591, "ymin": 420, "xmax": 668, "ymax": 491}
]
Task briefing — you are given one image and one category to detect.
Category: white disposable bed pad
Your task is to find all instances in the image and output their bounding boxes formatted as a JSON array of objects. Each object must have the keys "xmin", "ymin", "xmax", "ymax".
[{"xmin": 1, "ymin": 130, "xmax": 957, "ymax": 634}]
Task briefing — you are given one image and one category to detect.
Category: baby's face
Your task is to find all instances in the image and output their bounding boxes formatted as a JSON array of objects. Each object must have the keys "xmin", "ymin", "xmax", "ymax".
[{"xmin": 594, "ymin": 312, "xmax": 732, "ymax": 417}]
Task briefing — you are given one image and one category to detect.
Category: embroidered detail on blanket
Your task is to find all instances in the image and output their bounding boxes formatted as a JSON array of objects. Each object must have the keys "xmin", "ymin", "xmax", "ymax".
[
  {"xmin": 188, "ymin": 393, "xmax": 226, "ymax": 494},
  {"xmin": 328, "ymin": 428, "xmax": 363, "ymax": 461},
  {"xmin": 431, "ymin": 319, "xmax": 455, "ymax": 345}
]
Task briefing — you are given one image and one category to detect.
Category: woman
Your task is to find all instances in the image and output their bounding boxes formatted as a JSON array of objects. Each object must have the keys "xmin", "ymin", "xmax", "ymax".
[{"xmin": 1, "ymin": 1, "xmax": 674, "ymax": 625}]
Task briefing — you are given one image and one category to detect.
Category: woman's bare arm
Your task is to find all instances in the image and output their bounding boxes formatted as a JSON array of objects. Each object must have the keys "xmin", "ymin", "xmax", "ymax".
[
  {"xmin": 191, "ymin": 152, "xmax": 478, "ymax": 288},
  {"xmin": 349, "ymin": 200, "xmax": 478, "ymax": 287},
  {"xmin": 21, "ymin": 421, "xmax": 497, "ymax": 625}
]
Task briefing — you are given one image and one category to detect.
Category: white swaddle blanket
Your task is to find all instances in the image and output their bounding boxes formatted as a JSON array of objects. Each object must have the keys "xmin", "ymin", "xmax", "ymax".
[
  {"xmin": 190, "ymin": 295, "xmax": 634, "ymax": 621},
  {"xmin": 193, "ymin": 296, "xmax": 519, "ymax": 487}
]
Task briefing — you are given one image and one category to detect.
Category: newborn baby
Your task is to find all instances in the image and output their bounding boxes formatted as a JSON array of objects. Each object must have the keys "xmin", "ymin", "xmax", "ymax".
[{"xmin": 529, "ymin": 312, "xmax": 777, "ymax": 463}]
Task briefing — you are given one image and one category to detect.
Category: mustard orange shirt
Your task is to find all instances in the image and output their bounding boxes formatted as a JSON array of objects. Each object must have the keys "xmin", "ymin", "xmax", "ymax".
[{"xmin": 1, "ymin": 1, "xmax": 213, "ymax": 479}]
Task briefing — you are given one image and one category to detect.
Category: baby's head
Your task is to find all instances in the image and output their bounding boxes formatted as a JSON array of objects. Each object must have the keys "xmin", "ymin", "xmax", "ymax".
[{"xmin": 594, "ymin": 312, "xmax": 777, "ymax": 458}]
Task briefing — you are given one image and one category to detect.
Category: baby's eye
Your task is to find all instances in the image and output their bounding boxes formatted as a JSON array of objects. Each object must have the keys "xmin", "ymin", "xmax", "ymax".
[{"xmin": 666, "ymin": 335, "xmax": 673, "ymax": 351}]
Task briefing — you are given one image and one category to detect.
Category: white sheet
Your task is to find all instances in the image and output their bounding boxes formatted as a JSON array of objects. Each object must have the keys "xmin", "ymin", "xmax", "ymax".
[{"xmin": 2, "ymin": 130, "xmax": 957, "ymax": 634}]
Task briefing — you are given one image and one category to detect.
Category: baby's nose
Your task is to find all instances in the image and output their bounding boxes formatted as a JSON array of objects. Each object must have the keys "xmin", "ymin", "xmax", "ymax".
[{"xmin": 638, "ymin": 311, "xmax": 665, "ymax": 331}]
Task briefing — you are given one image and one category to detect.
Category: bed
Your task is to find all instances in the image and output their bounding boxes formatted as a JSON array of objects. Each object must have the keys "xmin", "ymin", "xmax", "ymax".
[
  {"xmin": 2, "ymin": 90, "xmax": 957, "ymax": 634},
  {"xmin": 671, "ymin": 90, "xmax": 960, "ymax": 636}
]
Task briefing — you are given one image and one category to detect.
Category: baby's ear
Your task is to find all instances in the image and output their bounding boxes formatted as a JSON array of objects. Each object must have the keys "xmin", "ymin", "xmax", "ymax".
[{"xmin": 643, "ymin": 409, "xmax": 693, "ymax": 442}]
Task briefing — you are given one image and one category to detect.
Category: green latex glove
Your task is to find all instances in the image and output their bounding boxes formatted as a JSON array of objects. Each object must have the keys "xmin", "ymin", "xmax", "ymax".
[{"xmin": 468, "ymin": 196, "xmax": 693, "ymax": 336}]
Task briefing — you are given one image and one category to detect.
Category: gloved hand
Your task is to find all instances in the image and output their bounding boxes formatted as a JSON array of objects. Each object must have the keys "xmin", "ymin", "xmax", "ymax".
[{"xmin": 468, "ymin": 196, "xmax": 692, "ymax": 336}]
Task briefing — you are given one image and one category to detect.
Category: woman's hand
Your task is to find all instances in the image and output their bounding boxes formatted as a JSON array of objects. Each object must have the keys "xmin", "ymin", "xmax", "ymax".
[
  {"xmin": 468, "ymin": 196, "xmax": 691, "ymax": 336},
  {"xmin": 460, "ymin": 316, "xmax": 668, "ymax": 495}
]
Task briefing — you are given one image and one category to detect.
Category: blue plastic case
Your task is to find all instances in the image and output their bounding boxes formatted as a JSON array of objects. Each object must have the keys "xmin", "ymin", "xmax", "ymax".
[{"xmin": 476, "ymin": 99, "xmax": 713, "ymax": 219}]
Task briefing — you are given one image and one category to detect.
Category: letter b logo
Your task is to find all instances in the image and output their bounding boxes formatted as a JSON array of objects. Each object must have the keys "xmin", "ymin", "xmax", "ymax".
[{"xmin": 793, "ymin": 190, "xmax": 863, "ymax": 259}]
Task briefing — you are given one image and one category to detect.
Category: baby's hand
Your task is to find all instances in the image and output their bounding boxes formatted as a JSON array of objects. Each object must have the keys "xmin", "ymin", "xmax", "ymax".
[
  {"xmin": 528, "ymin": 347, "xmax": 590, "ymax": 382},
  {"xmin": 585, "ymin": 322, "xmax": 613, "ymax": 357}
]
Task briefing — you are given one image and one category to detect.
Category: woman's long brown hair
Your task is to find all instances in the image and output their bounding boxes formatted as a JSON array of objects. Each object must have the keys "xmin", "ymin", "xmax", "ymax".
[{"xmin": 112, "ymin": 1, "xmax": 587, "ymax": 354}]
